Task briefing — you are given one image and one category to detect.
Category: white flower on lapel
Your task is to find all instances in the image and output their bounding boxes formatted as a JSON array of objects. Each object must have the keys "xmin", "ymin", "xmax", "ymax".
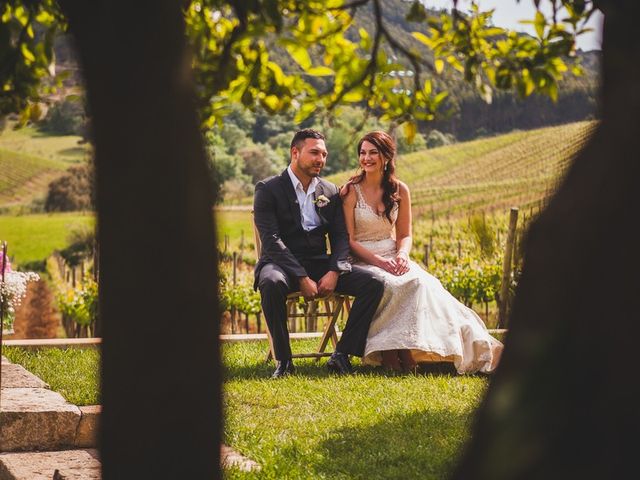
[{"xmin": 313, "ymin": 194, "xmax": 330, "ymax": 208}]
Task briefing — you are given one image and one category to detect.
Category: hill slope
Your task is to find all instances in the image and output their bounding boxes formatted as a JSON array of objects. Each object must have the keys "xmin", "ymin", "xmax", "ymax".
[
  {"xmin": 327, "ymin": 121, "xmax": 597, "ymax": 220},
  {"xmin": 0, "ymin": 126, "xmax": 89, "ymax": 207}
]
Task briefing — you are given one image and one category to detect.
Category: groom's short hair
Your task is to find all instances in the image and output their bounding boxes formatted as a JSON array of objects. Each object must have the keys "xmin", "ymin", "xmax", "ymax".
[{"xmin": 290, "ymin": 129, "xmax": 325, "ymax": 150}]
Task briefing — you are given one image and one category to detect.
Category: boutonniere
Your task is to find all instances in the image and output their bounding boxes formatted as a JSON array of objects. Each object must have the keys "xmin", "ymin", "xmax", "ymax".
[{"xmin": 314, "ymin": 194, "xmax": 330, "ymax": 208}]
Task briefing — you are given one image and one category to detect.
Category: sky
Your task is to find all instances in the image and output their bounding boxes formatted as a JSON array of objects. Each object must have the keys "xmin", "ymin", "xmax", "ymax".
[{"xmin": 423, "ymin": 0, "xmax": 603, "ymax": 51}]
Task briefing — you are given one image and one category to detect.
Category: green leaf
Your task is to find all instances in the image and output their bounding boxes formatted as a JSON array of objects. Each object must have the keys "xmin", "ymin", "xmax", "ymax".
[
  {"xmin": 534, "ymin": 10, "xmax": 546, "ymax": 40},
  {"xmin": 20, "ymin": 43, "xmax": 36, "ymax": 64},
  {"xmin": 411, "ymin": 31, "xmax": 432, "ymax": 48},
  {"xmin": 262, "ymin": 94, "xmax": 279, "ymax": 111},
  {"xmin": 294, "ymin": 102, "xmax": 317, "ymax": 123},
  {"xmin": 307, "ymin": 66, "xmax": 334, "ymax": 76},
  {"xmin": 342, "ymin": 90, "xmax": 364, "ymax": 102},
  {"xmin": 403, "ymin": 121, "xmax": 417, "ymax": 144},
  {"xmin": 283, "ymin": 42, "xmax": 312, "ymax": 70}
]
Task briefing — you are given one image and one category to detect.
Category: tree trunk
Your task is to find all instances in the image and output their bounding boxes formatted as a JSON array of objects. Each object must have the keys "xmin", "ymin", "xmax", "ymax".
[
  {"xmin": 59, "ymin": 2, "xmax": 221, "ymax": 478},
  {"xmin": 451, "ymin": 2, "xmax": 639, "ymax": 478}
]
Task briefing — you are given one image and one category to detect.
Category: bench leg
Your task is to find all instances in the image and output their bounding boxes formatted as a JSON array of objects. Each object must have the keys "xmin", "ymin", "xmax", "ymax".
[{"xmin": 315, "ymin": 298, "xmax": 344, "ymax": 362}]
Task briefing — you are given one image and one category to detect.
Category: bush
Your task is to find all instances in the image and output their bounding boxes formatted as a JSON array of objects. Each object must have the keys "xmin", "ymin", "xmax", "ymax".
[
  {"xmin": 426, "ymin": 129, "xmax": 453, "ymax": 149},
  {"xmin": 45, "ymin": 163, "xmax": 94, "ymax": 212},
  {"xmin": 40, "ymin": 97, "xmax": 87, "ymax": 136}
]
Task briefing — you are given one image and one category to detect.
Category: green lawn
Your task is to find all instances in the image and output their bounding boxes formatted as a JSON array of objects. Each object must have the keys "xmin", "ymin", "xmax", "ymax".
[
  {"xmin": 0, "ymin": 212, "xmax": 94, "ymax": 266},
  {"xmin": 0, "ymin": 125, "xmax": 90, "ymax": 164},
  {"xmin": 5, "ymin": 340, "xmax": 488, "ymax": 479},
  {"xmin": 3, "ymin": 347, "xmax": 100, "ymax": 406}
]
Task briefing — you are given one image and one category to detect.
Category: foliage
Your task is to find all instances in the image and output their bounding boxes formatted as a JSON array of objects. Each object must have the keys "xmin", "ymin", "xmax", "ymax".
[
  {"xmin": 432, "ymin": 259, "xmax": 501, "ymax": 307},
  {"xmin": 55, "ymin": 277, "xmax": 98, "ymax": 327},
  {"xmin": 219, "ymin": 266, "xmax": 261, "ymax": 315},
  {"xmin": 44, "ymin": 162, "xmax": 93, "ymax": 212},
  {"xmin": 39, "ymin": 96, "xmax": 87, "ymax": 136},
  {"xmin": 0, "ymin": 0, "xmax": 65, "ymax": 119},
  {"xmin": 468, "ymin": 213, "xmax": 496, "ymax": 258},
  {"xmin": 426, "ymin": 128, "xmax": 454, "ymax": 148},
  {"xmin": 58, "ymin": 223, "xmax": 94, "ymax": 266}
]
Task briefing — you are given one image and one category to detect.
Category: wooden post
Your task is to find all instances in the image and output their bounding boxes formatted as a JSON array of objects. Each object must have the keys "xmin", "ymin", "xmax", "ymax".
[
  {"xmin": 72, "ymin": 267, "xmax": 77, "ymax": 288},
  {"xmin": 423, "ymin": 244, "xmax": 430, "ymax": 268},
  {"xmin": 498, "ymin": 207, "xmax": 519, "ymax": 328},
  {"xmin": 1, "ymin": 242, "xmax": 8, "ymax": 403},
  {"xmin": 240, "ymin": 230, "xmax": 245, "ymax": 254},
  {"xmin": 457, "ymin": 240, "xmax": 462, "ymax": 258},
  {"xmin": 231, "ymin": 252, "xmax": 237, "ymax": 333}
]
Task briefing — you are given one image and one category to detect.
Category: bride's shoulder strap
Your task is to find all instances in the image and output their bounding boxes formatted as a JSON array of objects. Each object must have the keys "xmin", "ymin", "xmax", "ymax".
[{"xmin": 352, "ymin": 182, "xmax": 366, "ymax": 205}]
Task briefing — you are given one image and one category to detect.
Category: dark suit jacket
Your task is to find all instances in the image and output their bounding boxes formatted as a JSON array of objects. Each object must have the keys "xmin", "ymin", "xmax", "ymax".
[{"xmin": 253, "ymin": 169, "xmax": 351, "ymax": 289}]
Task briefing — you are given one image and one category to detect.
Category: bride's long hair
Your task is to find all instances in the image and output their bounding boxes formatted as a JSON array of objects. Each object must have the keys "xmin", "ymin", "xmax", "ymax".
[{"xmin": 342, "ymin": 131, "xmax": 400, "ymax": 222}]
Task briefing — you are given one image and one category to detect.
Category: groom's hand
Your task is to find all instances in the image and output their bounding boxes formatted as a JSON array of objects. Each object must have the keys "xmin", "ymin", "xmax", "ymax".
[
  {"xmin": 317, "ymin": 271, "xmax": 339, "ymax": 296},
  {"xmin": 299, "ymin": 276, "xmax": 319, "ymax": 300}
]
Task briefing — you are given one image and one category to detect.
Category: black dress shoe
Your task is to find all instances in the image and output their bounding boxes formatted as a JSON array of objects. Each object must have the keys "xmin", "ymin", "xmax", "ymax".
[
  {"xmin": 271, "ymin": 359, "xmax": 295, "ymax": 379},
  {"xmin": 327, "ymin": 352, "xmax": 354, "ymax": 374}
]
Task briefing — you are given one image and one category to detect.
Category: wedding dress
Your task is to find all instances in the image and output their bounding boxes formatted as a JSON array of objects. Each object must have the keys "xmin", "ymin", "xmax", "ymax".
[{"xmin": 351, "ymin": 183, "xmax": 503, "ymax": 374}]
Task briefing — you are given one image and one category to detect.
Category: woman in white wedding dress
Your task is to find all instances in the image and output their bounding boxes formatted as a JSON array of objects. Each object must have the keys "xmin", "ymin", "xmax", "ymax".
[{"xmin": 341, "ymin": 131, "xmax": 503, "ymax": 374}]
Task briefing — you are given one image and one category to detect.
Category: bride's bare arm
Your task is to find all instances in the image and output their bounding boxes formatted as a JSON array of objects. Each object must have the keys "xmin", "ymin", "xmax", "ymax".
[
  {"xmin": 394, "ymin": 182, "xmax": 412, "ymax": 275},
  {"xmin": 341, "ymin": 185, "xmax": 398, "ymax": 273}
]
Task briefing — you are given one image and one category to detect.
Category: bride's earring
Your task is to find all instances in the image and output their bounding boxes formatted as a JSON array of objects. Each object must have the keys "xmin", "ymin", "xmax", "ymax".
[{"xmin": 384, "ymin": 162, "xmax": 388, "ymax": 171}]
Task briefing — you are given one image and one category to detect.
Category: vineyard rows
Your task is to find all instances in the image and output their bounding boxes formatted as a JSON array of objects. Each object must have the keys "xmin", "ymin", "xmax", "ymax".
[{"xmin": 0, "ymin": 148, "xmax": 67, "ymax": 204}]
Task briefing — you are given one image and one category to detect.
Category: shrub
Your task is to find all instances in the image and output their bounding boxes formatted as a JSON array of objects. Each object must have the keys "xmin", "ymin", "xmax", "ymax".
[
  {"xmin": 426, "ymin": 129, "xmax": 452, "ymax": 149},
  {"xmin": 40, "ymin": 97, "xmax": 87, "ymax": 136},
  {"xmin": 45, "ymin": 163, "xmax": 94, "ymax": 212}
]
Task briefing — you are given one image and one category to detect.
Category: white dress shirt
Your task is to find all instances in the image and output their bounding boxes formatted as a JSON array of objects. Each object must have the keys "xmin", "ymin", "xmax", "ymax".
[{"xmin": 287, "ymin": 166, "xmax": 322, "ymax": 232}]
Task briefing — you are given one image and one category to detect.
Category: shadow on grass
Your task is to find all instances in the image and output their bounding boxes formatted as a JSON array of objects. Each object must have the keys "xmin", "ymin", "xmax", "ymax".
[
  {"xmin": 282, "ymin": 410, "xmax": 470, "ymax": 480},
  {"xmin": 223, "ymin": 357, "xmax": 460, "ymax": 381},
  {"xmin": 57, "ymin": 146, "xmax": 87, "ymax": 159}
]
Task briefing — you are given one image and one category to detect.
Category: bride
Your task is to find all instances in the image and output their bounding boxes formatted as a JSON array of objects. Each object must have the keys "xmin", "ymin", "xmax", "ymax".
[{"xmin": 341, "ymin": 131, "xmax": 503, "ymax": 374}]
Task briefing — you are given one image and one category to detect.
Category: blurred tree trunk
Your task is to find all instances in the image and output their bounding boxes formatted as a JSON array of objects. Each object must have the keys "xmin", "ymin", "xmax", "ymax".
[
  {"xmin": 452, "ymin": 1, "xmax": 639, "ymax": 478},
  {"xmin": 58, "ymin": 1, "xmax": 221, "ymax": 478}
]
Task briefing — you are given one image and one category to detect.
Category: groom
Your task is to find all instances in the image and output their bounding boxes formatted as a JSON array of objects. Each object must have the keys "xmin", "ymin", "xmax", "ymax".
[{"xmin": 253, "ymin": 129, "xmax": 384, "ymax": 378}]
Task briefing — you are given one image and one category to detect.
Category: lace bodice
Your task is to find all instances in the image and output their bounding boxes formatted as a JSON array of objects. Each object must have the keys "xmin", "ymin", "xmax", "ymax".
[{"xmin": 352, "ymin": 183, "xmax": 398, "ymax": 243}]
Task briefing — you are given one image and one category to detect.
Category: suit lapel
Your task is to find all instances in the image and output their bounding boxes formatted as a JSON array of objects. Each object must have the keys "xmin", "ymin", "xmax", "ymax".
[
  {"xmin": 314, "ymin": 181, "xmax": 329, "ymax": 226},
  {"xmin": 279, "ymin": 169, "xmax": 303, "ymax": 229}
]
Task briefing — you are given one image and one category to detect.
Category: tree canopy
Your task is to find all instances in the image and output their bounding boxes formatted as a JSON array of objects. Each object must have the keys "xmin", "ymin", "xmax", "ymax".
[{"xmin": 2, "ymin": 0, "xmax": 598, "ymax": 140}]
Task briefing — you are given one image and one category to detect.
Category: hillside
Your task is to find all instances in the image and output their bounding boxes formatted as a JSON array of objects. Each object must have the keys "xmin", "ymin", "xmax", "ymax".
[
  {"xmin": 326, "ymin": 121, "xmax": 597, "ymax": 220},
  {"xmin": 0, "ymin": 126, "xmax": 89, "ymax": 208}
]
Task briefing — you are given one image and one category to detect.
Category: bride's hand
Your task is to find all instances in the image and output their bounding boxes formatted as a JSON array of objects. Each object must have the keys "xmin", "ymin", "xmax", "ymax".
[
  {"xmin": 394, "ymin": 251, "xmax": 410, "ymax": 276},
  {"xmin": 375, "ymin": 255, "xmax": 398, "ymax": 274}
]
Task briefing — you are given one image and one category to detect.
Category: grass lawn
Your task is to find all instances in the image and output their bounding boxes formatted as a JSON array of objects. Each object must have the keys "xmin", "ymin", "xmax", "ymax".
[
  {"xmin": 216, "ymin": 208, "xmax": 253, "ymax": 247},
  {"xmin": 5, "ymin": 340, "xmax": 488, "ymax": 479},
  {"xmin": 0, "ymin": 212, "xmax": 94, "ymax": 266},
  {"xmin": 3, "ymin": 347, "xmax": 100, "ymax": 406},
  {"xmin": 0, "ymin": 125, "xmax": 90, "ymax": 164}
]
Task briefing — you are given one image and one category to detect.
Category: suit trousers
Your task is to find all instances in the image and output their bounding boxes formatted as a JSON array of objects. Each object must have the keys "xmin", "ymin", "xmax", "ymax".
[{"xmin": 257, "ymin": 260, "xmax": 384, "ymax": 361}]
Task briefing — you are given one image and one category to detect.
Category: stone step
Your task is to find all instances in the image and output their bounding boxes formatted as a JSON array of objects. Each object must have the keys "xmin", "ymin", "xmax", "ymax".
[
  {"xmin": 0, "ymin": 388, "xmax": 81, "ymax": 452},
  {"xmin": 0, "ymin": 358, "xmax": 260, "ymax": 473},
  {"xmin": 0, "ymin": 357, "xmax": 94, "ymax": 452},
  {"xmin": 0, "ymin": 444, "xmax": 260, "ymax": 479},
  {"xmin": 0, "ymin": 449, "xmax": 101, "ymax": 480},
  {"xmin": 1, "ymin": 363, "xmax": 49, "ymax": 389}
]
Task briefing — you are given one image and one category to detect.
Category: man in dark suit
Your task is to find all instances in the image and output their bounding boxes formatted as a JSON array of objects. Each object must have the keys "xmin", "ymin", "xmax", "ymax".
[{"xmin": 254, "ymin": 129, "xmax": 384, "ymax": 378}]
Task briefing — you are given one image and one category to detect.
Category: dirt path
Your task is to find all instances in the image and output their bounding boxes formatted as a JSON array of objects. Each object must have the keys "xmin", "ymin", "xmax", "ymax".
[{"xmin": 8, "ymin": 278, "xmax": 60, "ymax": 339}]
